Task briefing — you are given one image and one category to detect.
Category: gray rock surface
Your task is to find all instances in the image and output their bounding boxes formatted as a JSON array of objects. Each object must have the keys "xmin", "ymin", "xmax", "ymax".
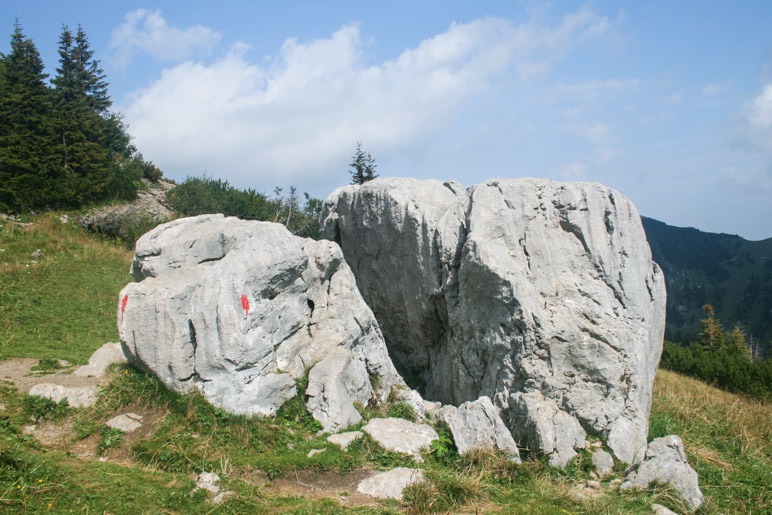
[
  {"xmin": 621, "ymin": 435, "xmax": 704, "ymax": 511},
  {"xmin": 509, "ymin": 390, "xmax": 586, "ymax": 467},
  {"xmin": 362, "ymin": 417, "xmax": 438, "ymax": 459},
  {"xmin": 74, "ymin": 342, "xmax": 127, "ymax": 378},
  {"xmin": 357, "ymin": 468, "xmax": 425, "ymax": 499},
  {"xmin": 28, "ymin": 383, "xmax": 97, "ymax": 408},
  {"xmin": 591, "ymin": 448, "xmax": 615, "ymax": 478},
  {"xmin": 119, "ymin": 215, "xmax": 406, "ymax": 423},
  {"xmin": 651, "ymin": 504, "xmax": 679, "ymax": 515},
  {"xmin": 321, "ymin": 177, "xmax": 666, "ymax": 464},
  {"xmin": 436, "ymin": 396, "xmax": 520, "ymax": 461},
  {"xmin": 327, "ymin": 431, "xmax": 363, "ymax": 450},
  {"xmin": 105, "ymin": 413, "xmax": 143, "ymax": 433}
]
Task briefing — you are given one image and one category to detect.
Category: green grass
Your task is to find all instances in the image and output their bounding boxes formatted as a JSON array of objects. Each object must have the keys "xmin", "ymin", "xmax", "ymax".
[
  {"xmin": 0, "ymin": 213, "xmax": 769, "ymax": 513},
  {"xmin": 0, "ymin": 214, "xmax": 134, "ymax": 363}
]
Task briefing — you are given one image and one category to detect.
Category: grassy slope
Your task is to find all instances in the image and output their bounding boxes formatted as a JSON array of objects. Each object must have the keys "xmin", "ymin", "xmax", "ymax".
[
  {"xmin": 0, "ymin": 215, "xmax": 769, "ymax": 513},
  {"xmin": 0, "ymin": 214, "xmax": 133, "ymax": 363}
]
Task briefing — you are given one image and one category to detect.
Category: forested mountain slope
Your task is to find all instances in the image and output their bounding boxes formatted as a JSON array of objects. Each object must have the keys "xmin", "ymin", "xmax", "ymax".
[{"xmin": 642, "ymin": 217, "xmax": 772, "ymax": 355}]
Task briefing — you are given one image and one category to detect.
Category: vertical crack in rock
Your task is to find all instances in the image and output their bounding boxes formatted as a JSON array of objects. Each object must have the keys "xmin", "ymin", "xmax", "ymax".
[{"xmin": 320, "ymin": 177, "xmax": 666, "ymax": 465}]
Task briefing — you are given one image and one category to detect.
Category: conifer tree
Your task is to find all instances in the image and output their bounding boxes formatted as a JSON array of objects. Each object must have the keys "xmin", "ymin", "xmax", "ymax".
[
  {"xmin": 0, "ymin": 20, "xmax": 56, "ymax": 210},
  {"xmin": 51, "ymin": 24, "xmax": 111, "ymax": 204},
  {"xmin": 348, "ymin": 142, "xmax": 379, "ymax": 185}
]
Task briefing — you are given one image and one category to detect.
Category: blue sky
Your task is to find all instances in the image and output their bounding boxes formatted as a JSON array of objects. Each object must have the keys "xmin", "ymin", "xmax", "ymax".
[{"xmin": 4, "ymin": 1, "xmax": 771, "ymax": 240}]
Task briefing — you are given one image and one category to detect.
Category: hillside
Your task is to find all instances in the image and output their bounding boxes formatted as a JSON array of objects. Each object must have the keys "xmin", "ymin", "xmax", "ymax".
[
  {"xmin": 642, "ymin": 217, "xmax": 772, "ymax": 355},
  {"xmin": 0, "ymin": 213, "xmax": 769, "ymax": 513}
]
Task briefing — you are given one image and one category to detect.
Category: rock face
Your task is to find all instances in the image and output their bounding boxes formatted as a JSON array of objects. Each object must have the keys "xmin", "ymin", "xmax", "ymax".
[
  {"xmin": 436, "ymin": 396, "xmax": 520, "ymax": 461},
  {"xmin": 621, "ymin": 435, "xmax": 704, "ymax": 511},
  {"xmin": 321, "ymin": 178, "xmax": 666, "ymax": 464},
  {"xmin": 509, "ymin": 391, "xmax": 586, "ymax": 467},
  {"xmin": 119, "ymin": 215, "xmax": 406, "ymax": 428}
]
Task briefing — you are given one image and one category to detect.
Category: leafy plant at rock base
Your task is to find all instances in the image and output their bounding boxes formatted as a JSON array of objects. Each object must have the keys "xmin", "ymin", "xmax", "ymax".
[
  {"xmin": 96, "ymin": 426, "xmax": 124, "ymax": 455},
  {"xmin": 386, "ymin": 401, "xmax": 418, "ymax": 422},
  {"xmin": 22, "ymin": 395, "xmax": 68, "ymax": 423}
]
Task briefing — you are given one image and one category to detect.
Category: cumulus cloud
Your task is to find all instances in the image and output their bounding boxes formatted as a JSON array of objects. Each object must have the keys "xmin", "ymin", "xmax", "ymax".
[
  {"xmin": 120, "ymin": 10, "xmax": 610, "ymax": 192},
  {"xmin": 743, "ymin": 84, "xmax": 772, "ymax": 150},
  {"xmin": 109, "ymin": 9, "xmax": 221, "ymax": 68}
]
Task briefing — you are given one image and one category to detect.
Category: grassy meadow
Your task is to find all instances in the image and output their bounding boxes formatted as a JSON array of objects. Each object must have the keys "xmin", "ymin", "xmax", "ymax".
[{"xmin": 0, "ymin": 215, "xmax": 769, "ymax": 513}]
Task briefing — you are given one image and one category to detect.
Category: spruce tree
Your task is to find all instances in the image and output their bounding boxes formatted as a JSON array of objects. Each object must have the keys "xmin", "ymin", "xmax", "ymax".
[
  {"xmin": 348, "ymin": 142, "xmax": 379, "ymax": 185},
  {"xmin": 0, "ymin": 20, "xmax": 56, "ymax": 211},
  {"xmin": 51, "ymin": 24, "xmax": 111, "ymax": 204}
]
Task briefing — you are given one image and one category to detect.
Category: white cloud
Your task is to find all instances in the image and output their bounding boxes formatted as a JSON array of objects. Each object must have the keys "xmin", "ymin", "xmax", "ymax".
[
  {"xmin": 109, "ymin": 9, "xmax": 221, "ymax": 68},
  {"xmin": 701, "ymin": 82, "xmax": 727, "ymax": 96},
  {"xmin": 743, "ymin": 84, "xmax": 772, "ymax": 150},
  {"xmin": 120, "ymin": 10, "xmax": 610, "ymax": 193}
]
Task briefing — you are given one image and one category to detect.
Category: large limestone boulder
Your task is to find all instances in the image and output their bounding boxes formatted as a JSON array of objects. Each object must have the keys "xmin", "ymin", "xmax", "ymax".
[
  {"xmin": 321, "ymin": 178, "xmax": 666, "ymax": 464},
  {"xmin": 118, "ymin": 214, "xmax": 406, "ymax": 429}
]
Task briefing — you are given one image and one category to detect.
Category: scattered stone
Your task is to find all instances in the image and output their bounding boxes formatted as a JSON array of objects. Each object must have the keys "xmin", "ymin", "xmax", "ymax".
[
  {"xmin": 306, "ymin": 448, "xmax": 325, "ymax": 458},
  {"xmin": 651, "ymin": 504, "xmax": 679, "ymax": 515},
  {"xmin": 321, "ymin": 178, "xmax": 666, "ymax": 464},
  {"xmin": 28, "ymin": 383, "xmax": 97, "ymax": 408},
  {"xmin": 23, "ymin": 425, "xmax": 36, "ymax": 435},
  {"xmin": 74, "ymin": 342, "xmax": 127, "ymax": 378},
  {"xmin": 59, "ymin": 214, "xmax": 70, "ymax": 224},
  {"xmin": 119, "ymin": 215, "xmax": 406, "ymax": 421},
  {"xmin": 31, "ymin": 249, "xmax": 42, "ymax": 259},
  {"xmin": 327, "ymin": 431, "xmax": 363, "ymax": 451},
  {"xmin": 195, "ymin": 472, "xmax": 221, "ymax": 494},
  {"xmin": 436, "ymin": 396, "xmax": 520, "ymax": 462},
  {"xmin": 509, "ymin": 390, "xmax": 585, "ymax": 468},
  {"xmin": 212, "ymin": 491, "xmax": 236, "ymax": 504},
  {"xmin": 105, "ymin": 413, "xmax": 143, "ymax": 433},
  {"xmin": 592, "ymin": 449, "xmax": 615, "ymax": 478},
  {"xmin": 362, "ymin": 417, "xmax": 438, "ymax": 460},
  {"xmin": 621, "ymin": 435, "xmax": 704, "ymax": 511},
  {"xmin": 357, "ymin": 467, "xmax": 425, "ymax": 500},
  {"xmin": 591, "ymin": 441, "xmax": 603, "ymax": 449},
  {"xmin": 587, "ymin": 480, "xmax": 601, "ymax": 489}
]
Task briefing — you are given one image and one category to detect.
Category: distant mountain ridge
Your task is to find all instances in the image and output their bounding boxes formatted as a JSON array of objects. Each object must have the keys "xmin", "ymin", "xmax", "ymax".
[{"xmin": 641, "ymin": 217, "xmax": 772, "ymax": 355}]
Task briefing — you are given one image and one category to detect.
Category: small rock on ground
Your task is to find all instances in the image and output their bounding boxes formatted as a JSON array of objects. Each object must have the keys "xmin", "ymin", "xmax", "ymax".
[
  {"xmin": 362, "ymin": 418, "xmax": 438, "ymax": 460},
  {"xmin": 327, "ymin": 431, "xmax": 362, "ymax": 450},
  {"xmin": 651, "ymin": 504, "xmax": 679, "ymax": 515},
  {"xmin": 28, "ymin": 383, "xmax": 97, "ymax": 408},
  {"xmin": 357, "ymin": 468, "xmax": 425, "ymax": 500},
  {"xmin": 74, "ymin": 342, "xmax": 127, "ymax": 378},
  {"xmin": 106, "ymin": 413, "xmax": 143, "ymax": 433}
]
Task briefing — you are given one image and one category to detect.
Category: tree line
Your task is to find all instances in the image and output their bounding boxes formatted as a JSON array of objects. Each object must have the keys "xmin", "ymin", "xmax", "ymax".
[
  {"xmin": 0, "ymin": 20, "xmax": 160, "ymax": 213},
  {"xmin": 660, "ymin": 305, "xmax": 771, "ymax": 400}
]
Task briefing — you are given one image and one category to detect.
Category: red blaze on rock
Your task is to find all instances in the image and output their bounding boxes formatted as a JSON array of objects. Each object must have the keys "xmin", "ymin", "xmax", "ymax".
[
  {"xmin": 240, "ymin": 294, "xmax": 250, "ymax": 318},
  {"xmin": 120, "ymin": 295, "xmax": 128, "ymax": 322}
]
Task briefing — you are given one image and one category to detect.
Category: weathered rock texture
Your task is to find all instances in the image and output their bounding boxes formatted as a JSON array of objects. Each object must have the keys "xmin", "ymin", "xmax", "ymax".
[
  {"xmin": 119, "ymin": 214, "xmax": 406, "ymax": 428},
  {"xmin": 321, "ymin": 178, "xmax": 666, "ymax": 464},
  {"xmin": 509, "ymin": 390, "xmax": 586, "ymax": 467},
  {"xmin": 436, "ymin": 396, "xmax": 520, "ymax": 461},
  {"xmin": 362, "ymin": 417, "xmax": 439, "ymax": 460},
  {"xmin": 621, "ymin": 435, "xmax": 704, "ymax": 511},
  {"xmin": 357, "ymin": 468, "xmax": 425, "ymax": 500}
]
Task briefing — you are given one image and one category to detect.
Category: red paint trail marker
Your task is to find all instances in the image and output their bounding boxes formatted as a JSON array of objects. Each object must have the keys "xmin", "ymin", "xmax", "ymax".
[
  {"xmin": 240, "ymin": 294, "xmax": 250, "ymax": 319},
  {"xmin": 120, "ymin": 295, "xmax": 128, "ymax": 322}
]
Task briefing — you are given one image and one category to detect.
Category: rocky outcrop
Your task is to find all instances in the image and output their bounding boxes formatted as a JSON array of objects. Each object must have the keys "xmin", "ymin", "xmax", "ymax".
[
  {"xmin": 119, "ymin": 215, "xmax": 406, "ymax": 428},
  {"xmin": 436, "ymin": 396, "xmax": 520, "ymax": 461},
  {"xmin": 321, "ymin": 178, "xmax": 666, "ymax": 464},
  {"xmin": 509, "ymin": 391, "xmax": 586, "ymax": 467},
  {"xmin": 621, "ymin": 435, "xmax": 704, "ymax": 511}
]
